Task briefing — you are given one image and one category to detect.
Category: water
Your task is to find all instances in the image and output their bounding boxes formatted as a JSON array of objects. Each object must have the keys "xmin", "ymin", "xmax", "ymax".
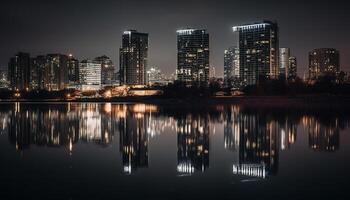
[{"xmin": 0, "ymin": 102, "xmax": 349, "ymax": 199}]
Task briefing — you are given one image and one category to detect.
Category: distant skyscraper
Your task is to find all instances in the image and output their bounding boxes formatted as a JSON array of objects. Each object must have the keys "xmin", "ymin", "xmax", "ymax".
[
  {"xmin": 0, "ymin": 69, "xmax": 8, "ymax": 89},
  {"xmin": 46, "ymin": 54, "xmax": 69, "ymax": 90},
  {"xmin": 279, "ymin": 48, "xmax": 290, "ymax": 79},
  {"xmin": 176, "ymin": 28, "xmax": 209, "ymax": 86},
  {"xmin": 94, "ymin": 55, "xmax": 115, "ymax": 86},
  {"xmin": 233, "ymin": 21, "xmax": 279, "ymax": 85},
  {"xmin": 146, "ymin": 66, "xmax": 167, "ymax": 86},
  {"xmin": 224, "ymin": 46, "xmax": 239, "ymax": 87},
  {"xmin": 8, "ymin": 52, "xmax": 31, "ymax": 91},
  {"xmin": 288, "ymin": 56, "xmax": 297, "ymax": 81},
  {"xmin": 79, "ymin": 60, "xmax": 101, "ymax": 91},
  {"xmin": 309, "ymin": 48, "xmax": 340, "ymax": 80},
  {"xmin": 67, "ymin": 54, "xmax": 79, "ymax": 87},
  {"xmin": 31, "ymin": 56, "xmax": 50, "ymax": 90},
  {"xmin": 119, "ymin": 30, "xmax": 148, "ymax": 86}
]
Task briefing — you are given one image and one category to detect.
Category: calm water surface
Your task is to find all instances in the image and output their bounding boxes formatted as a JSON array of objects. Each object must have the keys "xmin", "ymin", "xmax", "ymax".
[{"xmin": 0, "ymin": 102, "xmax": 349, "ymax": 199}]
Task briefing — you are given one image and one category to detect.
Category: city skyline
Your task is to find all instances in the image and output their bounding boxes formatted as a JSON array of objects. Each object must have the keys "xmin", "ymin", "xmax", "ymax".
[
  {"xmin": 2, "ymin": 1, "xmax": 350, "ymax": 199},
  {"xmin": 1, "ymin": 0, "xmax": 350, "ymax": 77}
]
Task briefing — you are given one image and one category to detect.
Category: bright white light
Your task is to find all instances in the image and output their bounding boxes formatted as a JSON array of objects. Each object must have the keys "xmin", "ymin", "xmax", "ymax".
[
  {"xmin": 123, "ymin": 31, "xmax": 131, "ymax": 35},
  {"xmin": 233, "ymin": 164, "xmax": 266, "ymax": 179},
  {"xmin": 124, "ymin": 165, "xmax": 132, "ymax": 174},
  {"xmin": 232, "ymin": 23, "xmax": 270, "ymax": 32},
  {"xmin": 176, "ymin": 29, "xmax": 196, "ymax": 35}
]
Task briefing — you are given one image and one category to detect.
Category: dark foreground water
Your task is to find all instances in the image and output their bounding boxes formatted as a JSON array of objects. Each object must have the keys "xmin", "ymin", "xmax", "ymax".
[{"xmin": 0, "ymin": 102, "xmax": 349, "ymax": 200}]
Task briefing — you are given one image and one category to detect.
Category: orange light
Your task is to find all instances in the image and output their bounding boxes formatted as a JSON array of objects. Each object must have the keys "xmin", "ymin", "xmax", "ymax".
[
  {"xmin": 14, "ymin": 92, "xmax": 21, "ymax": 98},
  {"xmin": 104, "ymin": 90, "xmax": 112, "ymax": 98}
]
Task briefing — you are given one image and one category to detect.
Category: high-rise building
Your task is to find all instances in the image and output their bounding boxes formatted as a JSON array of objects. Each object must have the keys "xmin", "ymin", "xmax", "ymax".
[
  {"xmin": 119, "ymin": 30, "xmax": 148, "ymax": 86},
  {"xmin": 30, "ymin": 55, "xmax": 46, "ymax": 90},
  {"xmin": 288, "ymin": 56, "xmax": 297, "ymax": 81},
  {"xmin": 176, "ymin": 28, "xmax": 209, "ymax": 86},
  {"xmin": 0, "ymin": 69, "xmax": 9, "ymax": 89},
  {"xmin": 279, "ymin": 48, "xmax": 290, "ymax": 79},
  {"xmin": 233, "ymin": 21, "xmax": 279, "ymax": 85},
  {"xmin": 30, "ymin": 54, "xmax": 70, "ymax": 91},
  {"xmin": 8, "ymin": 52, "xmax": 31, "ymax": 91},
  {"xmin": 79, "ymin": 60, "xmax": 101, "ymax": 91},
  {"xmin": 224, "ymin": 47, "xmax": 239, "ymax": 87},
  {"xmin": 94, "ymin": 55, "xmax": 115, "ymax": 86},
  {"xmin": 46, "ymin": 54, "xmax": 69, "ymax": 90},
  {"xmin": 309, "ymin": 48, "xmax": 340, "ymax": 80},
  {"xmin": 67, "ymin": 54, "xmax": 79, "ymax": 87}
]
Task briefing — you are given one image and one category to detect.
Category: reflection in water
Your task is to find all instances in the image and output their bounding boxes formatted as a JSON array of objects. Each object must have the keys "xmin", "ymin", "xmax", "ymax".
[
  {"xmin": 280, "ymin": 118, "xmax": 297, "ymax": 151},
  {"xmin": 224, "ymin": 106, "xmax": 240, "ymax": 151},
  {"xmin": 119, "ymin": 105, "xmax": 151, "ymax": 174},
  {"xmin": 302, "ymin": 116, "xmax": 340, "ymax": 152},
  {"xmin": 177, "ymin": 115, "xmax": 210, "ymax": 174},
  {"xmin": 0, "ymin": 103, "xmax": 349, "ymax": 177},
  {"xmin": 228, "ymin": 110, "xmax": 279, "ymax": 178}
]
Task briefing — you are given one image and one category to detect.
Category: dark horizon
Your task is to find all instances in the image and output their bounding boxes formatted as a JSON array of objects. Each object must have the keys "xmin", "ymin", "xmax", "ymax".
[{"xmin": 1, "ymin": 0, "xmax": 350, "ymax": 77}]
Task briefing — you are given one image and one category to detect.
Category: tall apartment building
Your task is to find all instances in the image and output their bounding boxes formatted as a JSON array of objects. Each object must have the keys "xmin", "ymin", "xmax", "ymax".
[
  {"xmin": 233, "ymin": 21, "xmax": 279, "ymax": 85},
  {"xmin": 177, "ymin": 28, "xmax": 209, "ymax": 86}
]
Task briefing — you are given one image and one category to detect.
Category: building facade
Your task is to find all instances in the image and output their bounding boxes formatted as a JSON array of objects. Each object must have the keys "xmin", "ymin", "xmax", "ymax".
[
  {"xmin": 8, "ymin": 52, "xmax": 31, "ymax": 91},
  {"xmin": 233, "ymin": 21, "xmax": 279, "ymax": 86},
  {"xmin": 94, "ymin": 55, "xmax": 115, "ymax": 86},
  {"xmin": 279, "ymin": 48, "xmax": 290, "ymax": 79},
  {"xmin": 46, "ymin": 54, "xmax": 69, "ymax": 90},
  {"xmin": 224, "ymin": 46, "xmax": 240, "ymax": 87},
  {"xmin": 288, "ymin": 56, "xmax": 297, "ymax": 81},
  {"xmin": 0, "ymin": 69, "xmax": 8, "ymax": 89},
  {"xmin": 79, "ymin": 60, "xmax": 102, "ymax": 91},
  {"xmin": 177, "ymin": 28, "xmax": 209, "ymax": 86},
  {"xmin": 30, "ymin": 54, "xmax": 70, "ymax": 91},
  {"xmin": 67, "ymin": 54, "xmax": 79, "ymax": 88},
  {"xmin": 30, "ymin": 55, "xmax": 47, "ymax": 90},
  {"xmin": 309, "ymin": 48, "xmax": 340, "ymax": 80},
  {"xmin": 119, "ymin": 30, "xmax": 148, "ymax": 86}
]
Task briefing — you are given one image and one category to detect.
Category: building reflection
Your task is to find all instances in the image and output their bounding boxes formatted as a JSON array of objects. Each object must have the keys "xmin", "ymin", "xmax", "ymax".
[
  {"xmin": 0, "ymin": 103, "xmax": 349, "ymax": 176},
  {"xmin": 224, "ymin": 106, "xmax": 240, "ymax": 151},
  {"xmin": 5, "ymin": 103, "xmax": 116, "ymax": 151},
  {"xmin": 302, "ymin": 116, "xmax": 340, "ymax": 152},
  {"xmin": 176, "ymin": 115, "xmax": 210, "ymax": 174},
  {"xmin": 280, "ymin": 118, "xmax": 297, "ymax": 150},
  {"xmin": 232, "ymin": 114, "xmax": 279, "ymax": 178},
  {"xmin": 224, "ymin": 107, "xmax": 302, "ymax": 178},
  {"xmin": 118, "ymin": 105, "xmax": 152, "ymax": 174}
]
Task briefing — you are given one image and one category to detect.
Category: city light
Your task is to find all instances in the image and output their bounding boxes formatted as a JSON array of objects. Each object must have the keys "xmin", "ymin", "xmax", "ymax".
[
  {"xmin": 14, "ymin": 92, "xmax": 20, "ymax": 98},
  {"xmin": 176, "ymin": 29, "xmax": 196, "ymax": 35},
  {"xmin": 232, "ymin": 23, "xmax": 270, "ymax": 32},
  {"xmin": 104, "ymin": 90, "xmax": 112, "ymax": 98}
]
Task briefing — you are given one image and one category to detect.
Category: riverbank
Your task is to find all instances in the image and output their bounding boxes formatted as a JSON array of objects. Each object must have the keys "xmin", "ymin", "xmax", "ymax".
[{"xmin": 1, "ymin": 95, "xmax": 350, "ymax": 108}]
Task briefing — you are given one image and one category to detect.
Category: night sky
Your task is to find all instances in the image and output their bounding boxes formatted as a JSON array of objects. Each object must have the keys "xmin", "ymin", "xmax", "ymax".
[{"xmin": 1, "ymin": 0, "xmax": 350, "ymax": 77}]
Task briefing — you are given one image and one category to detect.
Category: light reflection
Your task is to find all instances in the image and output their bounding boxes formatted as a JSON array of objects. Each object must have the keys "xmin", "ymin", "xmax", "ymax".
[
  {"xmin": 0, "ymin": 103, "xmax": 348, "ymax": 177},
  {"xmin": 177, "ymin": 115, "xmax": 210, "ymax": 175}
]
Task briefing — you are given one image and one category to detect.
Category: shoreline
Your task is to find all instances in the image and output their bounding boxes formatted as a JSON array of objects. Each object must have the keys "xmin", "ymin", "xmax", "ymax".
[{"xmin": 1, "ymin": 95, "xmax": 350, "ymax": 107}]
